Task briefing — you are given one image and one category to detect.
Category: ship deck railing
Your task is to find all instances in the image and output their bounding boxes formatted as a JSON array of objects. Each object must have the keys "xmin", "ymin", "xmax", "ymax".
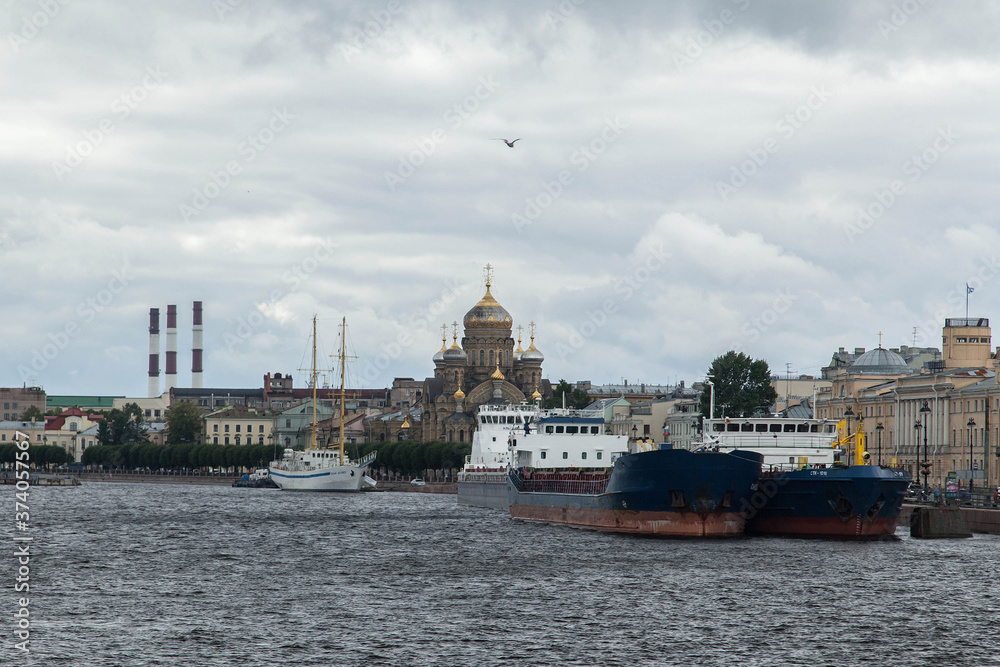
[{"xmin": 510, "ymin": 469, "xmax": 612, "ymax": 495}]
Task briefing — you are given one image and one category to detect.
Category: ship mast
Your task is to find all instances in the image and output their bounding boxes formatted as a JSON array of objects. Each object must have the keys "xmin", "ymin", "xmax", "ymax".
[
  {"xmin": 311, "ymin": 315, "xmax": 318, "ymax": 451},
  {"xmin": 339, "ymin": 316, "xmax": 347, "ymax": 465}
]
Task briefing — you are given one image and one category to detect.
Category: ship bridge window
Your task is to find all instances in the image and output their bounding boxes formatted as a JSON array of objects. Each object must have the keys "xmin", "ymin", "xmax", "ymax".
[
  {"xmin": 596, "ymin": 452, "xmax": 602, "ymax": 460},
  {"xmin": 769, "ymin": 424, "xmax": 781, "ymax": 433},
  {"xmin": 562, "ymin": 452, "xmax": 568, "ymax": 459},
  {"xmin": 581, "ymin": 452, "xmax": 587, "ymax": 459},
  {"xmin": 712, "ymin": 423, "xmax": 724, "ymax": 432},
  {"xmin": 797, "ymin": 424, "xmax": 809, "ymax": 433},
  {"xmin": 545, "ymin": 426, "xmax": 554, "ymax": 434},
  {"xmin": 566, "ymin": 426, "xmax": 579, "ymax": 434},
  {"xmin": 591, "ymin": 426, "xmax": 599, "ymax": 434},
  {"xmin": 556, "ymin": 426, "xmax": 564, "ymax": 434},
  {"xmin": 726, "ymin": 424, "xmax": 739, "ymax": 432},
  {"xmin": 810, "ymin": 425, "xmax": 819, "ymax": 433},
  {"xmin": 540, "ymin": 451, "xmax": 547, "ymax": 459},
  {"xmin": 783, "ymin": 424, "xmax": 795, "ymax": 432},
  {"xmin": 755, "ymin": 424, "xmax": 768, "ymax": 433},
  {"xmin": 740, "ymin": 423, "xmax": 753, "ymax": 432}
]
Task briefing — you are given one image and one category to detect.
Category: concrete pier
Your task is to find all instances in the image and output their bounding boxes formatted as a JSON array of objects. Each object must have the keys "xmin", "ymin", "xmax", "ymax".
[{"xmin": 909, "ymin": 505, "xmax": 972, "ymax": 538}]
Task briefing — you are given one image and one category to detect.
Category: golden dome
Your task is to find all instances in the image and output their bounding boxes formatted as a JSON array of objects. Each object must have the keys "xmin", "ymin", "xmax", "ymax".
[
  {"xmin": 531, "ymin": 388, "xmax": 542, "ymax": 400},
  {"xmin": 490, "ymin": 363, "xmax": 505, "ymax": 381},
  {"xmin": 463, "ymin": 285, "xmax": 513, "ymax": 330},
  {"xmin": 453, "ymin": 388, "xmax": 466, "ymax": 399}
]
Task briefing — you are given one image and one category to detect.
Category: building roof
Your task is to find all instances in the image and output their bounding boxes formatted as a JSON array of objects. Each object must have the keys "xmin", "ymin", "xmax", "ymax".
[
  {"xmin": 848, "ymin": 347, "xmax": 911, "ymax": 375},
  {"xmin": 46, "ymin": 395, "xmax": 120, "ymax": 408}
]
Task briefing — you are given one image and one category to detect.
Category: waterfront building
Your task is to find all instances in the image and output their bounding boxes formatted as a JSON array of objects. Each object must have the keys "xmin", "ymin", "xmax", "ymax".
[
  {"xmin": 0, "ymin": 420, "xmax": 45, "ymax": 445},
  {"xmin": 44, "ymin": 407, "xmax": 104, "ymax": 462},
  {"xmin": 0, "ymin": 386, "xmax": 46, "ymax": 421},
  {"xmin": 272, "ymin": 399, "xmax": 336, "ymax": 449},
  {"xmin": 816, "ymin": 318, "xmax": 1000, "ymax": 492},
  {"xmin": 419, "ymin": 266, "xmax": 549, "ymax": 442},
  {"xmin": 365, "ymin": 407, "xmax": 422, "ymax": 443},
  {"xmin": 113, "ymin": 393, "xmax": 170, "ymax": 421},
  {"xmin": 47, "ymin": 395, "xmax": 120, "ymax": 412},
  {"xmin": 203, "ymin": 405, "xmax": 274, "ymax": 446}
]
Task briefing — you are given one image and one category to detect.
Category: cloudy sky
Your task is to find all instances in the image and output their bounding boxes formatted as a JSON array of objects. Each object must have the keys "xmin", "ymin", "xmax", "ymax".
[{"xmin": 3, "ymin": 0, "xmax": 999, "ymax": 397}]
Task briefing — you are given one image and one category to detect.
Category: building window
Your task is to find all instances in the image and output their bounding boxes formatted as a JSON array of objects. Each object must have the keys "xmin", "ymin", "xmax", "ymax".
[
  {"xmin": 145, "ymin": 409, "xmax": 152, "ymax": 417},
  {"xmin": 224, "ymin": 437, "xmax": 230, "ymax": 445},
  {"xmin": 213, "ymin": 424, "xmax": 219, "ymax": 432},
  {"xmin": 489, "ymin": 350, "xmax": 494, "ymax": 366},
  {"xmin": 154, "ymin": 410, "xmax": 161, "ymax": 417},
  {"xmin": 259, "ymin": 425, "xmax": 264, "ymax": 433},
  {"xmin": 236, "ymin": 424, "xmax": 241, "ymax": 432},
  {"xmin": 225, "ymin": 424, "xmax": 230, "ymax": 432},
  {"xmin": 479, "ymin": 350, "xmax": 484, "ymax": 366},
  {"xmin": 562, "ymin": 452, "xmax": 568, "ymax": 459},
  {"xmin": 286, "ymin": 419, "xmax": 291, "ymax": 428},
  {"xmin": 259, "ymin": 436, "xmax": 264, "ymax": 444},
  {"xmin": 213, "ymin": 437, "xmax": 218, "ymax": 444},
  {"xmin": 235, "ymin": 436, "xmax": 241, "ymax": 445},
  {"xmin": 247, "ymin": 424, "xmax": 252, "ymax": 432}
]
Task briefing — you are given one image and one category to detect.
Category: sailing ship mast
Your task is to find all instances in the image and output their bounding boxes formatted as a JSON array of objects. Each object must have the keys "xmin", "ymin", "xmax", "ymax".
[
  {"xmin": 338, "ymin": 316, "xmax": 347, "ymax": 465},
  {"xmin": 310, "ymin": 315, "xmax": 318, "ymax": 451}
]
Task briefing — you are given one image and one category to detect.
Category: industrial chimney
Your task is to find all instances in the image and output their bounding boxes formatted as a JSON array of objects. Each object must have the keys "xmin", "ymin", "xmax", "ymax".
[
  {"xmin": 165, "ymin": 304, "xmax": 178, "ymax": 392},
  {"xmin": 148, "ymin": 308, "xmax": 160, "ymax": 397},
  {"xmin": 192, "ymin": 301, "xmax": 203, "ymax": 388}
]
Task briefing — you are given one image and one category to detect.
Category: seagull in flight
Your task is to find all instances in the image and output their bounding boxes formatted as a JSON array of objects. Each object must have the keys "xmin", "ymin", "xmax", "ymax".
[{"xmin": 492, "ymin": 138, "xmax": 521, "ymax": 148}]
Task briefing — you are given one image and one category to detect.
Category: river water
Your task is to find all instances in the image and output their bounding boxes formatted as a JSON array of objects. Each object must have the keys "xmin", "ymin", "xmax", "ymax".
[{"xmin": 4, "ymin": 482, "xmax": 1000, "ymax": 667}]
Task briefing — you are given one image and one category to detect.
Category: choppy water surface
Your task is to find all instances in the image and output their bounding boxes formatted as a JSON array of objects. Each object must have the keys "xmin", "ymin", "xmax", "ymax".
[{"xmin": 5, "ymin": 483, "xmax": 1000, "ymax": 666}]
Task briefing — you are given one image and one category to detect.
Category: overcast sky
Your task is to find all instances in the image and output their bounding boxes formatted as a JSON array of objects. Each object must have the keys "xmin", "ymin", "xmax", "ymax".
[{"xmin": 3, "ymin": 0, "xmax": 999, "ymax": 397}]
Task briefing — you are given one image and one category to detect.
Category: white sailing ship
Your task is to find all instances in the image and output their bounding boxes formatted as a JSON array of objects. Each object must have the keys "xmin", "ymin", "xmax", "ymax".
[{"xmin": 269, "ymin": 317, "xmax": 377, "ymax": 492}]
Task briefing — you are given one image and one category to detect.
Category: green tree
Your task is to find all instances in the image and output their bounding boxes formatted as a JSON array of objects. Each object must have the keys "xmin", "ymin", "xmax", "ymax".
[
  {"xmin": 96, "ymin": 404, "xmax": 149, "ymax": 448},
  {"xmin": 542, "ymin": 380, "xmax": 591, "ymax": 410},
  {"xmin": 20, "ymin": 405, "xmax": 44, "ymax": 422},
  {"xmin": 699, "ymin": 351, "xmax": 778, "ymax": 419},
  {"xmin": 165, "ymin": 402, "xmax": 203, "ymax": 445}
]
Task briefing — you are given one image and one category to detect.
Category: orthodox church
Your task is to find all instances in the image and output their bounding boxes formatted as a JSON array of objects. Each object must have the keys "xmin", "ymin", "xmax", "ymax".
[{"xmin": 420, "ymin": 266, "xmax": 549, "ymax": 442}]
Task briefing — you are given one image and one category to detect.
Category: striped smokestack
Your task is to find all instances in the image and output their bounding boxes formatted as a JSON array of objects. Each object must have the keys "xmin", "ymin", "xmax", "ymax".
[
  {"xmin": 165, "ymin": 304, "xmax": 178, "ymax": 392},
  {"xmin": 148, "ymin": 308, "xmax": 160, "ymax": 398},
  {"xmin": 192, "ymin": 301, "xmax": 203, "ymax": 388}
]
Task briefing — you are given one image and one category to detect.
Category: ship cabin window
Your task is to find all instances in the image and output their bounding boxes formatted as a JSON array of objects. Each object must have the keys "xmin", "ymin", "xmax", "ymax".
[
  {"xmin": 810, "ymin": 425, "xmax": 819, "ymax": 432},
  {"xmin": 556, "ymin": 426, "xmax": 564, "ymax": 433},
  {"xmin": 788, "ymin": 457, "xmax": 795, "ymax": 463},
  {"xmin": 596, "ymin": 452, "xmax": 602, "ymax": 460},
  {"xmin": 726, "ymin": 424, "xmax": 739, "ymax": 432},
  {"xmin": 769, "ymin": 424, "xmax": 781, "ymax": 433},
  {"xmin": 562, "ymin": 452, "xmax": 568, "ymax": 459},
  {"xmin": 540, "ymin": 451, "xmax": 547, "ymax": 459},
  {"xmin": 545, "ymin": 426, "xmax": 554, "ymax": 434},
  {"xmin": 755, "ymin": 424, "xmax": 768, "ymax": 433},
  {"xmin": 591, "ymin": 427, "xmax": 599, "ymax": 434},
  {"xmin": 581, "ymin": 452, "xmax": 587, "ymax": 460},
  {"xmin": 712, "ymin": 423, "xmax": 724, "ymax": 432},
  {"xmin": 566, "ymin": 426, "xmax": 579, "ymax": 434},
  {"xmin": 783, "ymin": 424, "xmax": 795, "ymax": 432},
  {"xmin": 740, "ymin": 423, "xmax": 753, "ymax": 432},
  {"xmin": 797, "ymin": 424, "xmax": 809, "ymax": 433}
]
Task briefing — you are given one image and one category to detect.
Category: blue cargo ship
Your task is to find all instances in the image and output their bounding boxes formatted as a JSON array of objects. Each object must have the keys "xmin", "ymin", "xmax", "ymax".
[
  {"xmin": 704, "ymin": 415, "xmax": 911, "ymax": 538},
  {"xmin": 508, "ymin": 446, "xmax": 764, "ymax": 537}
]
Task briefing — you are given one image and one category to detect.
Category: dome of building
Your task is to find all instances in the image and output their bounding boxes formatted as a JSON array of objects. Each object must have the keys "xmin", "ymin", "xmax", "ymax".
[
  {"xmin": 464, "ymin": 284, "xmax": 512, "ymax": 331},
  {"xmin": 490, "ymin": 364, "xmax": 506, "ymax": 381},
  {"xmin": 443, "ymin": 337, "xmax": 467, "ymax": 363},
  {"xmin": 849, "ymin": 347, "xmax": 908, "ymax": 374},
  {"xmin": 453, "ymin": 388, "xmax": 465, "ymax": 399},
  {"xmin": 521, "ymin": 338, "xmax": 544, "ymax": 363},
  {"xmin": 432, "ymin": 333, "xmax": 447, "ymax": 365}
]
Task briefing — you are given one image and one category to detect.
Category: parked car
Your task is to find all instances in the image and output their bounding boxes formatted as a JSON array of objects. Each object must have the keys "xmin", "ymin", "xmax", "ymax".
[{"xmin": 410, "ymin": 478, "xmax": 426, "ymax": 486}]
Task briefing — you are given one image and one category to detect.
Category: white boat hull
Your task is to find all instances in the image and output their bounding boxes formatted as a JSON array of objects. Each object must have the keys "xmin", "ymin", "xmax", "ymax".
[{"xmin": 268, "ymin": 464, "xmax": 367, "ymax": 492}]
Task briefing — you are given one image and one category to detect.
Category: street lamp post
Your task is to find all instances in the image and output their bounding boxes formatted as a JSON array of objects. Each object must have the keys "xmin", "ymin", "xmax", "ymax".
[
  {"xmin": 845, "ymin": 406, "xmax": 854, "ymax": 465},
  {"xmin": 967, "ymin": 417, "xmax": 976, "ymax": 493},
  {"xmin": 920, "ymin": 400, "xmax": 931, "ymax": 495},
  {"xmin": 875, "ymin": 422, "xmax": 884, "ymax": 467},
  {"xmin": 914, "ymin": 420, "xmax": 922, "ymax": 496}
]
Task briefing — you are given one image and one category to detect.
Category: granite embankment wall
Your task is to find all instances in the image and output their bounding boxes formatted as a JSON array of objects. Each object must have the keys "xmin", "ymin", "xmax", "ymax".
[{"xmin": 899, "ymin": 504, "xmax": 1000, "ymax": 535}]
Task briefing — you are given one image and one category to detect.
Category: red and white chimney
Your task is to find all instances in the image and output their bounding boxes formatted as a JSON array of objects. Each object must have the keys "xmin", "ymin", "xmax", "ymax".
[
  {"xmin": 192, "ymin": 301, "xmax": 203, "ymax": 388},
  {"xmin": 165, "ymin": 304, "xmax": 178, "ymax": 392},
  {"xmin": 148, "ymin": 308, "xmax": 160, "ymax": 397}
]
